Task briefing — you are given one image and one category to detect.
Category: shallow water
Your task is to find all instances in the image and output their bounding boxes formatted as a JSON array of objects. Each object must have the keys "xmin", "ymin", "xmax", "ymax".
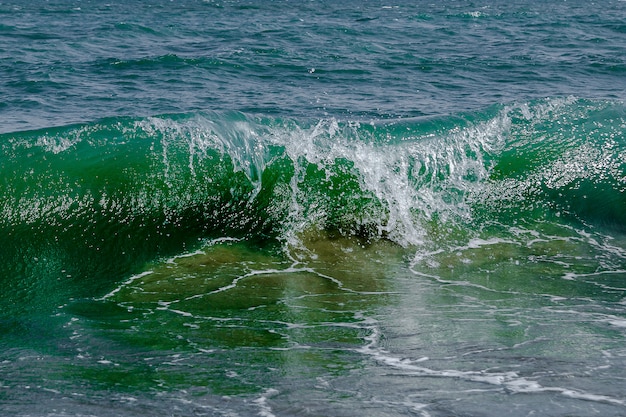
[{"xmin": 4, "ymin": 230, "xmax": 626, "ymax": 416}]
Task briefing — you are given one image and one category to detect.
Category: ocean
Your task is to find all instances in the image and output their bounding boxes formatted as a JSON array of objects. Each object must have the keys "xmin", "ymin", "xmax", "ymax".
[{"xmin": 1, "ymin": 0, "xmax": 625, "ymax": 416}]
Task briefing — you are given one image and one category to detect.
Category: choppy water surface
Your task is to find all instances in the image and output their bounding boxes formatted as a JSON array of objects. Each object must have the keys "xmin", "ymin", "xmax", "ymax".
[
  {"xmin": 2, "ymin": 0, "xmax": 625, "ymax": 132},
  {"xmin": 1, "ymin": 0, "xmax": 625, "ymax": 416}
]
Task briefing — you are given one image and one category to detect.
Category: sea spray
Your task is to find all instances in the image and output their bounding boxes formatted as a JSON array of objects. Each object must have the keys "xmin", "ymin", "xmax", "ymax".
[{"xmin": 1, "ymin": 99, "xmax": 624, "ymax": 260}]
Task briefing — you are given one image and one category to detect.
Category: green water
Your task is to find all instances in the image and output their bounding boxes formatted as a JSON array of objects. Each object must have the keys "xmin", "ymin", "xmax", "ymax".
[
  {"xmin": 8, "ymin": 226, "xmax": 623, "ymax": 416},
  {"xmin": 1, "ymin": 100, "xmax": 625, "ymax": 416},
  {"xmin": 2, "ymin": 0, "xmax": 626, "ymax": 414}
]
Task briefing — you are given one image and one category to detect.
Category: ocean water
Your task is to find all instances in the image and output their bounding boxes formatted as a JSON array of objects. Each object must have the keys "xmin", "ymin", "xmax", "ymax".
[{"xmin": 1, "ymin": 0, "xmax": 626, "ymax": 416}]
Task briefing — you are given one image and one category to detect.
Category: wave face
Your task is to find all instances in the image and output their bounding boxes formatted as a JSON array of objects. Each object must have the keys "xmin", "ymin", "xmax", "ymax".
[{"xmin": 0, "ymin": 98, "xmax": 624, "ymax": 315}]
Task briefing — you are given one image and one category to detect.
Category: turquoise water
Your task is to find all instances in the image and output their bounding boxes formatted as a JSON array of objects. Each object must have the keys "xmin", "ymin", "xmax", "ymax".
[{"xmin": 1, "ymin": 1, "xmax": 626, "ymax": 416}]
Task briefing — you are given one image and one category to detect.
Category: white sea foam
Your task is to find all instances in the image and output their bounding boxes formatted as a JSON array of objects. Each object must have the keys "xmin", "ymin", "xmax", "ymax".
[
  {"xmin": 98, "ymin": 270, "xmax": 154, "ymax": 300},
  {"xmin": 252, "ymin": 388, "xmax": 280, "ymax": 417},
  {"xmin": 357, "ymin": 312, "xmax": 626, "ymax": 407}
]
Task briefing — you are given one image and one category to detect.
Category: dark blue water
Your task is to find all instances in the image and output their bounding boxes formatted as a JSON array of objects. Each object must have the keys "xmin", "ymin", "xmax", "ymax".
[
  {"xmin": 2, "ymin": 0, "xmax": 624, "ymax": 132},
  {"xmin": 1, "ymin": 1, "xmax": 626, "ymax": 416}
]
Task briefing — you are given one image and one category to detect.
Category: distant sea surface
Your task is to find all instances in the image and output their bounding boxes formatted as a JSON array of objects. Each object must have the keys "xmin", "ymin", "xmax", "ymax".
[{"xmin": 1, "ymin": 1, "xmax": 626, "ymax": 416}]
